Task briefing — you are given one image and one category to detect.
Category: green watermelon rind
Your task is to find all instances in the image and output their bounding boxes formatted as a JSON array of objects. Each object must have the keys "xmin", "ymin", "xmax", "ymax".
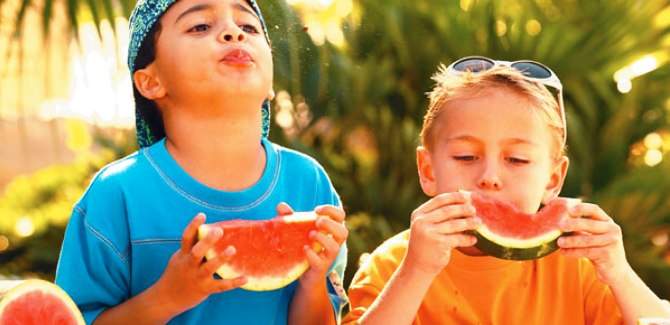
[
  {"xmin": 0, "ymin": 279, "xmax": 85, "ymax": 325},
  {"xmin": 198, "ymin": 212, "xmax": 318, "ymax": 292},
  {"xmin": 472, "ymin": 230, "xmax": 561, "ymax": 261}
]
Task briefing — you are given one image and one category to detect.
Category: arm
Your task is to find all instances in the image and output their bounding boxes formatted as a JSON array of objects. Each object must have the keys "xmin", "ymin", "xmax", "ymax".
[
  {"xmin": 94, "ymin": 213, "xmax": 246, "ymax": 324},
  {"xmin": 609, "ymin": 265, "xmax": 670, "ymax": 323},
  {"xmin": 559, "ymin": 203, "xmax": 670, "ymax": 324},
  {"xmin": 287, "ymin": 205, "xmax": 348, "ymax": 325},
  {"xmin": 357, "ymin": 259, "xmax": 437, "ymax": 325},
  {"xmin": 359, "ymin": 192, "xmax": 479, "ymax": 325}
]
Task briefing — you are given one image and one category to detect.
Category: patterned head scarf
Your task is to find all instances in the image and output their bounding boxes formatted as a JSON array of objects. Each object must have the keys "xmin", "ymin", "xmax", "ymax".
[{"xmin": 128, "ymin": 0, "xmax": 272, "ymax": 148}]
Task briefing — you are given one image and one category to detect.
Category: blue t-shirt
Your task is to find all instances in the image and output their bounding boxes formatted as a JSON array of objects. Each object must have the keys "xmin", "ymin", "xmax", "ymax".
[{"xmin": 55, "ymin": 138, "xmax": 348, "ymax": 324}]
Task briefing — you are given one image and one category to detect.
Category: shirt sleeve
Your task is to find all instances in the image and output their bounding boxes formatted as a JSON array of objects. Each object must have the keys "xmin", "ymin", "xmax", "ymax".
[
  {"xmin": 55, "ymin": 173, "xmax": 131, "ymax": 324},
  {"xmin": 343, "ymin": 238, "xmax": 405, "ymax": 325},
  {"xmin": 580, "ymin": 258, "xmax": 624, "ymax": 325}
]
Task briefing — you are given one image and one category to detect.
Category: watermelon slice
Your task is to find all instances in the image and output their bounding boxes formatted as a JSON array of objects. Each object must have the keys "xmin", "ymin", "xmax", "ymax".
[
  {"xmin": 470, "ymin": 192, "xmax": 580, "ymax": 260},
  {"xmin": 0, "ymin": 279, "xmax": 85, "ymax": 325},
  {"xmin": 198, "ymin": 212, "xmax": 319, "ymax": 291}
]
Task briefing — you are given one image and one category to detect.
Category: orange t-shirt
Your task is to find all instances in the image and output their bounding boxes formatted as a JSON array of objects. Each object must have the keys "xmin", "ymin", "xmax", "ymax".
[{"xmin": 344, "ymin": 230, "xmax": 623, "ymax": 325}]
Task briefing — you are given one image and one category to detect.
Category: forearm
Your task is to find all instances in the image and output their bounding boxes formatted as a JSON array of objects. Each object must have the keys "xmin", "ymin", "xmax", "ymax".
[
  {"xmin": 359, "ymin": 259, "xmax": 435, "ymax": 325},
  {"xmin": 610, "ymin": 265, "xmax": 670, "ymax": 325},
  {"xmin": 288, "ymin": 276, "xmax": 336, "ymax": 325},
  {"xmin": 94, "ymin": 282, "xmax": 180, "ymax": 325}
]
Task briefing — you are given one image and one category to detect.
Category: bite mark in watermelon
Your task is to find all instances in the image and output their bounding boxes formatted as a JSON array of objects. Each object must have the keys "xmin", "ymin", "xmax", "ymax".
[
  {"xmin": 198, "ymin": 212, "xmax": 319, "ymax": 291},
  {"xmin": 0, "ymin": 279, "xmax": 85, "ymax": 325},
  {"xmin": 469, "ymin": 192, "xmax": 580, "ymax": 260}
]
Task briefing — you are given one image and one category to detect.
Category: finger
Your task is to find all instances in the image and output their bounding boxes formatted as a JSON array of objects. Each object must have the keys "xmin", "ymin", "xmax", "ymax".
[
  {"xmin": 211, "ymin": 276, "xmax": 247, "ymax": 293},
  {"xmin": 311, "ymin": 231, "xmax": 340, "ymax": 259},
  {"xmin": 191, "ymin": 227, "xmax": 223, "ymax": 263},
  {"xmin": 181, "ymin": 213, "xmax": 207, "ymax": 253},
  {"xmin": 558, "ymin": 234, "xmax": 618, "ymax": 249},
  {"xmin": 315, "ymin": 205, "xmax": 345, "ymax": 223},
  {"xmin": 276, "ymin": 202, "xmax": 294, "ymax": 216},
  {"xmin": 569, "ymin": 203, "xmax": 611, "ymax": 221},
  {"xmin": 315, "ymin": 217, "xmax": 349, "ymax": 244},
  {"xmin": 560, "ymin": 217, "xmax": 615, "ymax": 234},
  {"xmin": 304, "ymin": 245, "xmax": 326, "ymax": 270},
  {"xmin": 414, "ymin": 203, "xmax": 476, "ymax": 224},
  {"xmin": 200, "ymin": 246, "xmax": 236, "ymax": 275},
  {"xmin": 413, "ymin": 192, "xmax": 470, "ymax": 217},
  {"xmin": 434, "ymin": 216, "xmax": 481, "ymax": 234},
  {"xmin": 443, "ymin": 233, "xmax": 478, "ymax": 248}
]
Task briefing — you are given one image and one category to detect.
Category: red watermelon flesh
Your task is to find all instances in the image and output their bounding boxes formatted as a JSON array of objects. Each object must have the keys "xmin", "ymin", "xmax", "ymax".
[
  {"xmin": 469, "ymin": 192, "xmax": 580, "ymax": 260},
  {"xmin": 0, "ymin": 280, "xmax": 85, "ymax": 325},
  {"xmin": 198, "ymin": 212, "xmax": 318, "ymax": 291}
]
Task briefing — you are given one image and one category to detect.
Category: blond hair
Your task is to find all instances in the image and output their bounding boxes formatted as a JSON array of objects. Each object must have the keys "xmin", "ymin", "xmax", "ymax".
[{"xmin": 420, "ymin": 64, "xmax": 566, "ymax": 159}]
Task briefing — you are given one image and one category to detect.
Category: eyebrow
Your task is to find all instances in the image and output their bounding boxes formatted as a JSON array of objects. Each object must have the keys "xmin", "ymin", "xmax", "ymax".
[
  {"xmin": 445, "ymin": 135, "xmax": 537, "ymax": 146},
  {"xmin": 445, "ymin": 135, "xmax": 483, "ymax": 144},
  {"xmin": 175, "ymin": 4, "xmax": 213, "ymax": 24},
  {"xmin": 175, "ymin": 2, "xmax": 259, "ymax": 25},
  {"xmin": 500, "ymin": 138, "xmax": 538, "ymax": 146},
  {"xmin": 234, "ymin": 2, "xmax": 259, "ymax": 20}
]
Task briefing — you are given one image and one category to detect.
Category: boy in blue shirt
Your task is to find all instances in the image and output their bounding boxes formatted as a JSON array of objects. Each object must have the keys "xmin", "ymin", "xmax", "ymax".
[{"xmin": 55, "ymin": 0, "xmax": 348, "ymax": 324}]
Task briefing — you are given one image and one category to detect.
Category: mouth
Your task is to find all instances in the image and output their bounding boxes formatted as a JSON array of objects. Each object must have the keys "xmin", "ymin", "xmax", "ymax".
[{"xmin": 220, "ymin": 48, "xmax": 254, "ymax": 67}]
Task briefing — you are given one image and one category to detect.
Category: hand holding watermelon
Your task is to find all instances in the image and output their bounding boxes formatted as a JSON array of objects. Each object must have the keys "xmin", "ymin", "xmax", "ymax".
[
  {"xmin": 405, "ymin": 191, "xmax": 481, "ymax": 276},
  {"xmin": 557, "ymin": 203, "xmax": 629, "ymax": 284},
  {"xmin": 275, "ymin": 203, "xmax": 349, "ymax": 285},
  {"xmin": 152, "ymin": 213, "xmax": 247, "ymax": 316}
]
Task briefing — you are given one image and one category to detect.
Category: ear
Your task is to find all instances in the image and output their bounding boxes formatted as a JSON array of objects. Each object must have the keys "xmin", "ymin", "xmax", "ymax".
[
  {"xmin": 542, "ymin": 156, "xmax": 569, "ymax": 204},
  {"xmin": 133, "ymin": 64, "xmax": 166, "ymax": 101},
  {"xmin": 267, "ymin": 89, "xmax": 275, "ymax": 101},
  {"xmin": 417, "ymin": 146, "xmax": 438, "ymax": 197}
]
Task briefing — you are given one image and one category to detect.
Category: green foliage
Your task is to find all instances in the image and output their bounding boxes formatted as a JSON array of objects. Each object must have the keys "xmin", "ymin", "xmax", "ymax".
[{"xmin": 0, "ymin": 130, "xmax": 136, "ymax": 280}]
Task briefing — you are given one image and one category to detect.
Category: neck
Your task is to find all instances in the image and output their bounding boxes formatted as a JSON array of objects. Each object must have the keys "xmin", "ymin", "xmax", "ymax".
[{"xmin": 161, "ymin": 100, "xmax": 267, "ymax": 191}]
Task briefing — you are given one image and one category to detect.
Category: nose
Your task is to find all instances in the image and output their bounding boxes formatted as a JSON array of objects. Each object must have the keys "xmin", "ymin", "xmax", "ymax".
[
  {"xmin": 219, "ymin": 24, "xmax": 245, "ymax": 43},
  {"xmin": 477, "ymin": 160, "xmax": 503, "ymax": 191}
]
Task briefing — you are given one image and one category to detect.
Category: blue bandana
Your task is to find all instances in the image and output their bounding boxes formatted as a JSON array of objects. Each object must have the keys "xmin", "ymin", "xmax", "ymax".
[{"xmin": 128, "ymin": 0, "xmax": 271, "ymax": 148}]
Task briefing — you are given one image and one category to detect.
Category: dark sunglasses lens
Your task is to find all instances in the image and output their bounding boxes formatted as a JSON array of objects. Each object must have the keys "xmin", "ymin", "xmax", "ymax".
[
  {"xmin": 453, "ymin": 59, "xmax": 494, "ymax": 73},
  {"xmin": 511, "ymin": 62, "xmax": 552, "ymax": 78}
]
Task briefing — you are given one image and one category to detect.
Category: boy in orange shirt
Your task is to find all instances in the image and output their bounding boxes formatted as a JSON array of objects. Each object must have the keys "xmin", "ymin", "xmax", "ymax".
[{"xmin": 344, "ymin": 57, "xmax": 670, "ymax": 324}]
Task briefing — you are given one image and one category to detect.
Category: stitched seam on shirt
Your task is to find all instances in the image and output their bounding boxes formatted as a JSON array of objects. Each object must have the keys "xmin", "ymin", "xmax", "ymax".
[
  {"xmin": 83, "ymin": 218, "xmax": 129, "ymax": 264},
  {"xmin": 131, "ymin": 238, "xmax": 181, "ymax": 245},
  {"xmin": 143, "ymin": 146, "xmax": 281, "ymax": 212}
]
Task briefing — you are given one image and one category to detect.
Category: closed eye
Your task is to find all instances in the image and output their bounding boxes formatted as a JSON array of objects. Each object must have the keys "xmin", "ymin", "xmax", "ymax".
[
  {"xmin": 453, "ymin": 155, "xmax": 478, "ymax": 162},
  {"xmin": 506, "ymin": 157, "xmax": 530, "ymax": 164}
]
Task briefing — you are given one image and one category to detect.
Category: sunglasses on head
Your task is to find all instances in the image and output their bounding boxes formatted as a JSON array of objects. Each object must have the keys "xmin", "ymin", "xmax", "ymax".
[{"xmin": 446, "ymin": 56, "xmax": 566, "ymax": 146}]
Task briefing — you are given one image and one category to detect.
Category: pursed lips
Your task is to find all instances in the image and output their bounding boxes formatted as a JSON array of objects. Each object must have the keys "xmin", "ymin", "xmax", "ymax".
[{"xmin": 220, "ymin": 48, "xmax": 254, "ymax": 67}]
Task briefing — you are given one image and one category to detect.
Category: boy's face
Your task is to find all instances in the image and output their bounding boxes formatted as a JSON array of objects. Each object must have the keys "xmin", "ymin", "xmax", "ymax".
[
  {"xmin": 417, "ymin": 87, "xmax": 569, "ymax": 214},
  {"xmin": 141, "ymin": 0, "xmax": 273, "ymax": 109}
]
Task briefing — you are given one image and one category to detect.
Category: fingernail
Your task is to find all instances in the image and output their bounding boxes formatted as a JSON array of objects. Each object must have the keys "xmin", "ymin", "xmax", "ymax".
[
  {"xmin": 225, "ymin": 246, "xmax": 236, "ymax": 255},
  {"xmin": 309, "ymin": 231, "xmax": 316, "ymax": 238},
  {"xmin": 557, "ymin": 238, "xmax": 565, "ymax": 246}
]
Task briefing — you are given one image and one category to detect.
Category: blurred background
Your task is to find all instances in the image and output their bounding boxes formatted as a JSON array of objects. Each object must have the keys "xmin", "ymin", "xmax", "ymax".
[{"xmin": 1, "ymin": 0, "xmax": 670, "ymax": 298}]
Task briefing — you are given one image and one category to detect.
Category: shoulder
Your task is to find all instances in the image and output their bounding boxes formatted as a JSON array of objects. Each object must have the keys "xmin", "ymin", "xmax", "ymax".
[
  {"xmin": 360, "ymin": 230, "xmax": 410, "ymax": 272},
  {"xmin": 75, "ymin": 150, "xmax": 148, "ymax": 221},
  {"xmin": 272, "ymin": 142, "xmax": 328, "ymax": 174}
]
